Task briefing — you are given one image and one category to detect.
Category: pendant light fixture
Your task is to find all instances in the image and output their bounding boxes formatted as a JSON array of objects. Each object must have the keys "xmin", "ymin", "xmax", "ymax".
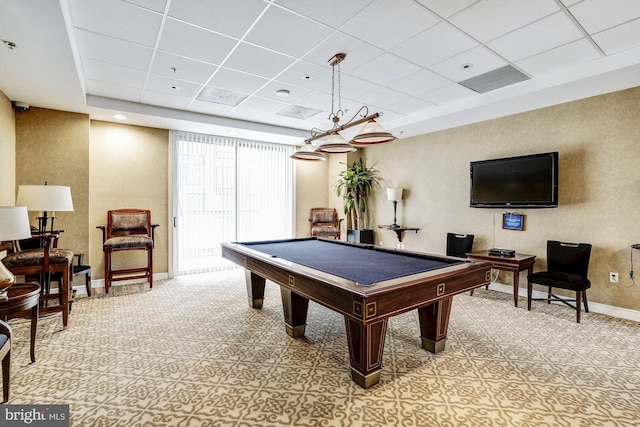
[{"xmin": 290, "ymin": 53, "xmax": 397, "ymax": 161}]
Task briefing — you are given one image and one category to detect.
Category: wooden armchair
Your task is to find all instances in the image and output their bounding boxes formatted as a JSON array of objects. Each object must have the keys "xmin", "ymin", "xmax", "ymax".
[
  {"xmin": 0, "ymin": 320, "xmax": 11, "ymax": 403},
  {"xmin": 97, "ymin": 209, "xmax": 158, "ymax": 294},
  {"xmin": 309, "ymin": 208, "xmax": 343, "ymax": 240}
]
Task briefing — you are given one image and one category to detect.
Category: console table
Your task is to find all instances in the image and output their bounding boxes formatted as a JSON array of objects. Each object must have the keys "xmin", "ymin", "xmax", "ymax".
[
  {"xmin": 377, "ymin": 225, "xmax": 420, "ymax": 242},
  {"xmin": 466, "ymin": 250, "xmax": 536, "ymax": 307}
]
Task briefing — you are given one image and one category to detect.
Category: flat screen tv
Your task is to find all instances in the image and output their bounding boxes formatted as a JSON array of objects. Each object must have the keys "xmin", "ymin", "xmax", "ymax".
[{"xmin": 470, "ymin": 152, "xmax": 558, "ymax": 208}]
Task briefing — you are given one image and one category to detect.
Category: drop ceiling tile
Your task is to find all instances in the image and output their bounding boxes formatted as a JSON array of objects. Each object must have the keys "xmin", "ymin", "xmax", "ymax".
[
  {"xmin": 123, "ymin": 0, "xmax": 167, "ymax": 13},
  {"xmin": 388, "ymin": 69, "xmax": 452, "ymax": 95},
  {"xmin": 140, "ymin": 91, "xmax": 192, "ymax": 109},
  {"xmin": 560, "ymin": 0, "xmax": 581, "ymax": 6},
  {"xmin": 293, "ymin": 91, "xmax": 332, "ymax": 111},
  {"xmin": 430, "ymin": 45, "xmax": 507, "ymax": 82},
  {"xmin": 418, "ymin": 83, "xmax": 477, "ymax": 105},
  {"xmin": 239, "ymin": 95, "xmax": 290, "ymax": 114},
  {"xmin": 592, "ymin": 18, "xmax": 640, "ymax": 55},
  {"xmin": 449, "ymin": 0, "xmax": 560, "ymax": 43},
  {"xmin": 415, "ymin": 0, "xmax": 477, "ymax": 18},
  {"xmin": 85, "ymin": 80, "xmax": 142, "ymax": 102},
  {"xmin": 145, "ymin": 73, "xmax": 203, "ymax": 98},
  {"xmin": 189, "ymin": 99, "xmax": 234, "ymax": 116},
  {"xmin": 569, "ymin": 0, "xmax": 640, "ymax": 34},
  {"xmin": 244, "ymin": 6, "xmax": 333, "ymax": 57},
  {"xmin": 256, "ymin": 81, "xmax": 312, "ymax": 103},
  {"xmin": 486, "ymin": 12, "xmax": 584, "ymax": 62},
  {"xmin": 357, "ymin": 87, "xmax": 411, "ymax": 108},
  {"xmin": 224, "ymin": 43, "xmax": 296, "ymax": 79},
  {"xmin": 75, "ymin": 30, "xmax": 153, "ymax": 71},
  {"xmin": 69, "ymin": 0, "xmax": 162, "ymax": 47},
  {"xmin": 391, "ymin": 22, "xmax": 478, "ymax": 68},
  {"xmin": 341, "ymin": 0, "xmax": 440, "ymax": 50},
  {"xmin": 275, "ymin": 0, "xmax": 372, "ymax": 29},
  {"xmin": 303, "ymin": 32, "xmax": 384, "ymax": 73},
  {"xmin": 350, "ymin": 53, "xmax": 421, "ymax": 86},
  {"xmin": 159, "ymin": 18, "xmax": 237, "ymax": 64},
  {"xmin": 207, "ymin": 68, "xmax": 269, "ymax": 94},
  {"xmin": 516, "ymin": 39, "xmax": 602, "ymax": 77},
  {"xmin": 387, "ymin": 97, "xmax": 435, "ymax": 115},
  {"xmin": 275, "ymin": 61, "xmax": 333, "ymax": 91},
  {"xmin": 82, "ymin": 58, "xmax": 147, "ymax": 88},
  {"xmin": 330, "ymin": 74, "xmax": 379, "ymax": 99},
  {"xmin": 150, "ymin": 51, "xmax": 218, "ymax": 84},
  {"xmin": 168, "ymin": 0, "xmax": 266, "ymax": 38}
]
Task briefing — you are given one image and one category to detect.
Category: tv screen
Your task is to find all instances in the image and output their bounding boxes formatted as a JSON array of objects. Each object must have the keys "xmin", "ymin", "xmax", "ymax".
[{"xmin": 470, "ymin": 152, "xmax": 558, "ymax": 208}]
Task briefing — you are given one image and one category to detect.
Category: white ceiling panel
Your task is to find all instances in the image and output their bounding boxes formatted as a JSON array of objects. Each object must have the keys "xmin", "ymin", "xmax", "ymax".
[
  {"xmin": 244, "ymin": 6, "xmax": 334, "ymax": 58},
  {"xmin": 158, "ymin": 18, "xmax": 237, "ymax": 64},
  {"xmin": 568, "ymin": 0, "xmax": 640, "ymax": 34},
  {"xmin": 3, "ymin": 0, "xmax": 640, "ymax": 144},
  {"xmin": 391, "ymin": 22, "xmax": 478, "ymax": 68},
  {"xmin": 150, "ymin": 51, "xmax": 218, "ymax": 84},
  {"xmin": 341, "ymin": 0, "xmax": 440, "ymax": 50},
  {"xmin": 224, "ymin": 43, "xmax": 296, "ymax": 79},
  {"xmin": 167, "ymin": 0, "xmax": 266, "ymax": 39},
  {"xmin": 69, "ymin": 0, "xmax": 162, "ymax": 47},
  {"xmin": 450, "ymin": 0, "xmax": 560, "ymax": 43},
  {"xmin": 75, "ymin": 30, "xmax": 153, "ymax": 71},
  {"xmin": 429, "ymin": 45, "xmax": 507, "ymax": 82},
  {"xmin": 516, "ymin": 39, "xmax": 602, "ymax": 77},
  {"xmin": 487, "ymin": 12, "xmax": 584, "ymax": 62},
  {"xmin": 415, "ymin": 0, "xmax": 478, "ymax": 19},
  {"xmin": 592, "ymin": 18, "xmax": 640, "ymax": 55},
  {"xmin": 275, "ymin": 0, "xmax": 373, "ymax": 29}
]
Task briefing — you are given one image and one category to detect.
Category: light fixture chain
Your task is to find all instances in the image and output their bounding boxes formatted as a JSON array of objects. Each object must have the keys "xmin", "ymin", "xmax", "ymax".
[
  {"xmin": 337, "ymin": 60, "xmax": 342, "ymax": 113},
  {"xmin": 331, "ymin": 61, "xmax": 336, "ymax": 117}
]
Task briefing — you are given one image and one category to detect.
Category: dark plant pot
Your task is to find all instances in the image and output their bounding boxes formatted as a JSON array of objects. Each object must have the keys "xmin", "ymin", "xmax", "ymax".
[{"xmin": 347, "ymin": 229, "xmax": 374, "ymax": 244}]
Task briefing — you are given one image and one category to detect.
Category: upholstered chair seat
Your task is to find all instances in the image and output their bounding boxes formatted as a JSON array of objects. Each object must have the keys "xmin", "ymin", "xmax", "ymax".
[
  {"xmin": 309, "ymin": 208, "xmax": 343, "ymax": 240},
  {"xmin": 2, "ymin": 248, "xmax": 73, "ymax": 270}
]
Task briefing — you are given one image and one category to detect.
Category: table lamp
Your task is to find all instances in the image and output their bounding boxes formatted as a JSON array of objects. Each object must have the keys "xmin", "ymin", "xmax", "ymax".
[
  {"xmin": 386, "ymin": 187, "xmax": 403, "ymax": 228},
  {"xmin": 16, "ymin": 183, "xmax": 74, "ymax": 233},
  {"xmin": 0, "ymin": 206, "xmax": 32, "ymax": 299}
]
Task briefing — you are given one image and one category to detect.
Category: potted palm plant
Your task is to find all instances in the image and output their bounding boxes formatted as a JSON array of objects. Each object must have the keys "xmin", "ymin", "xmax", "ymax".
[{"xmin": 334, "ymin": 158, "xmax": 380, "ymax": 244}]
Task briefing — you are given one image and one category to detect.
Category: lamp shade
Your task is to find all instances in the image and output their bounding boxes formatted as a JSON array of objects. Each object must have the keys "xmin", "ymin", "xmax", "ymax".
[
  {"xmin": 290, "ymin": 143, "xmax": 327, "ymax": 161},
  {"xmin": 387, "ymin": 188, "xmax": 403, "ymax": 201},
  {"xmin": 0, "ymin": 206, "xmax": 32, "ymax": 241},
  {"xmin": 318, "ymin": 133, "xmax": 357, "ymax": 153},
  {"xmin": 16, "ymin": 185, "xmax": 74, "ymax": 212},
  {"xmin": 350, "ymin": 119, "xmax": 398, "ymax": 146}
]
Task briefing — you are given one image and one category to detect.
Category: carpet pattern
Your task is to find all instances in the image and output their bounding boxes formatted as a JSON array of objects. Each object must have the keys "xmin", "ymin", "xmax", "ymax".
[{"xmin": 5, "ymin": 270, "xmax": 640, "ymax": 426}]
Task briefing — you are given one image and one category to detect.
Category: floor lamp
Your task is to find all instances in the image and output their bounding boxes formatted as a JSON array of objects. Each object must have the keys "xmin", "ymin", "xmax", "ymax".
[
  {"xmin": 0, "ymin": 206, "xmax": 32, "ymax": 300},
  {"xmin": 16, "ymin": 184, "xmax": 74, "ymax": 234}
]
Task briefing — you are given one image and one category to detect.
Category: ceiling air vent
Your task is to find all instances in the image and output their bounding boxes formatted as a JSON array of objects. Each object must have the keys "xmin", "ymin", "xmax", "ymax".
[
  {"xmin": 197, "ymin": 87, "xmax": 248, "ymax": 106},
  {"xmin": 459, "ymin": 65, "xmax": 530, "ymax": 94},
  {"xmin": 277, "ymin": 105, "xmax": 322, "ymax": 120}
]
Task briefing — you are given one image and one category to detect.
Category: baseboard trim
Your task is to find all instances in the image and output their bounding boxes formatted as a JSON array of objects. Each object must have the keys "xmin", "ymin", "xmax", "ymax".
[
  {"xmin": 488, "ymin": 282, "xmax": 640, "ymax": 323},
  {"xmin": 73, "ymin": 273, "xmax": 169, "ymax": 296}
]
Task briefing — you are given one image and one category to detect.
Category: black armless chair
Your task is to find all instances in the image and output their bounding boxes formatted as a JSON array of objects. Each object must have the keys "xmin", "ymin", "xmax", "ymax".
[
  {"xmin": 527, "ymin": 240, "xmax": 592, "ymax": 323},
  {"xmin": 446, "ymin": 233, "xmax": 480, "ymax": 295}
]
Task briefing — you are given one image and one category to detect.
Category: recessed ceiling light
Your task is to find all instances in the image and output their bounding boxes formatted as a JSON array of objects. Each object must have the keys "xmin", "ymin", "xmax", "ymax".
[
  {"xmin": 301, "ymin": 75, "xmax": 313, "ymax": 81},
  {"xmin": 113, "ymin": 114, "xmax": 126, "ymax": 120},
  {"xmin": 460, "ymin": 63, "xmax": 474, "ymax": 70},
  {"xmin": 276, "ymin": 89, "xmax": 290, "ymax": 97}
]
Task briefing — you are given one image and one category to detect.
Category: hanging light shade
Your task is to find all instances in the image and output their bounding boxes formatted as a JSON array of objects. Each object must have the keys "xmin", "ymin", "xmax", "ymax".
[
  {"xmin": 350, "ymin": 119, "xmax": 398, "ymax": 146},
  {"xmin": 290, "ymin": 142, "xmax": 326, "ymax": 161},
  {"xmin": 317, "ymin": 133, "xmax": 356, "ymax": 153}
]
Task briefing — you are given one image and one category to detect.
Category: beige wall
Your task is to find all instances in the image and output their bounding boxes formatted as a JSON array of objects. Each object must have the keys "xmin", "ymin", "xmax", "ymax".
[
  {"xmin": 15, "ymin": 107, "xmax": 90, "ymax": 260},
  {"xmin": 0, "ymin": 92, "xmax": 16, "ymax": 205},
  {"xmin": 89, "ymin": 121, "xmax": 169, "ymax": 280},
  {"xmin": 363, "ymin": 87, "xmax": 640, "ymax": 312}
]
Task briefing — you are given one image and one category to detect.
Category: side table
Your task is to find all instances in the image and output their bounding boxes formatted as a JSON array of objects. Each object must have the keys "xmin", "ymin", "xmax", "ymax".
[
  {"xmin": 466, "ymin": 251, "xmax": 536, "ymax": 307},
  {"xmin": 0, "ymin": 284, "xmax": 40, "ymax": 362}
]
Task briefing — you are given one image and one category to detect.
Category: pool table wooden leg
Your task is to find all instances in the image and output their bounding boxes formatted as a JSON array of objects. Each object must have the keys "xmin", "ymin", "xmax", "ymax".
[
  {"xmin": 280, "ymin": 289, "xmax": 309, "ymax": 337},
  {"xmin": 244, "ymin": 270, "xmax": 266, "ymax": 309},
  {"xmin": 344, "ymin": 317, "xmax": 388, "ymax": 389},
  {"xmin": 418, "ymin": 297, "xmax": 452, "ymax": 354}
]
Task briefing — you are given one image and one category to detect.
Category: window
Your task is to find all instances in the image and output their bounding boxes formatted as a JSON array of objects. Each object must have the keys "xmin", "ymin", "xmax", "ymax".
[{"xmin": 173, "ymin": 131, "xmax": 294, "ymax": 274}]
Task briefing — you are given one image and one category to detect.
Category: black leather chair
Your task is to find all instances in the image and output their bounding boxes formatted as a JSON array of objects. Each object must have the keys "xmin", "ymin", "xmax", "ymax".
[
  {"xmin": 527, "ymin": 240, "xmax": 592, "ymax": 323},
  {"xmin": 0, "ymin": 319, "xmax": 11, "ymax": 403},
  {"xmin": 446, "ymin": 233, "xmax": 479, "ymax": 294}
]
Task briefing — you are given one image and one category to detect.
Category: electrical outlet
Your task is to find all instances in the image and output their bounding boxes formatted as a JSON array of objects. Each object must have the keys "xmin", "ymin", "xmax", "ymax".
[{"xmin": 609, "ymin": 272, "xmax": 619, "ymax": 283}]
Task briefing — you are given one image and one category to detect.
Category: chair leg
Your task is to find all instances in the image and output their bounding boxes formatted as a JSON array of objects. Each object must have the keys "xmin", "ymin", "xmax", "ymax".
[
  {"xmin": 2, "ymin": 349, "xmax": 10, "ymax": 403},
  {"xmin": 547, "ymin": 287, "xmax": 552, "ymax": 304},
  {"xmin": 527, "ymin": 282, "xmax": 533, "ymax": 311},
  {"xmin": 582, "ymin": 290, "xmax": 589, "ymax": 313},
  {"xmin": 148, "ymin": 249, "xmax": 153, "ymax": 289},
  {"xmin": 469, "ymin": 289, "xmax": 474, "ymax": 296},
  {"xmin": 85, "ymin": 270, "xmax": 92, "ymax": 297},
  {"xmin": 104, "ymin": 251, "xmax": 111, "ymax": 294},
  {"xmin": 576, "ymin": 291, "xmax": 582, "ymax": 323}
]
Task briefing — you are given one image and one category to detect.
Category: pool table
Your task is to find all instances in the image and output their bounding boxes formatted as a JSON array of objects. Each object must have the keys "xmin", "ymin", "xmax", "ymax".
[{"xmin": 221, "ymin": 237, "xmax": 492, "ymax": 388}]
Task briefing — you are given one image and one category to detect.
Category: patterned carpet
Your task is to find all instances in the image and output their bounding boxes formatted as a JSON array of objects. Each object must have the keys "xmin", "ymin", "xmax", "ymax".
[{"xmin": 5, "ymin": 270, "xmax": 639, "ymax": 426}]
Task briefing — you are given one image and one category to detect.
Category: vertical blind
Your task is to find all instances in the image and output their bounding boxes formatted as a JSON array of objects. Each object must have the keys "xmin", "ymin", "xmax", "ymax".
[{"xmin": 173, "ymin": 131, "xmax": 294, "ymax": 275}]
